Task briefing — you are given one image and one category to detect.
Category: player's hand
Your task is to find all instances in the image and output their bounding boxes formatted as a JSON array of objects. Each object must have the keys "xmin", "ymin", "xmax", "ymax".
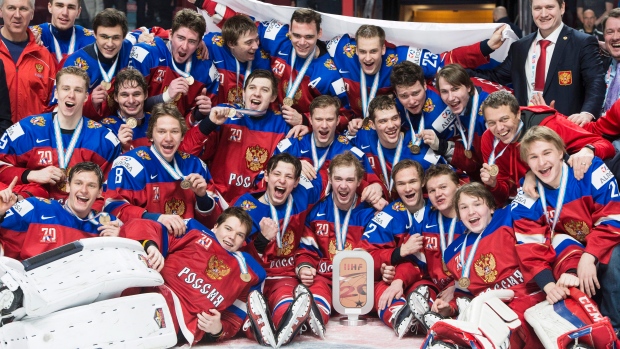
[
  {"xmin": 27, "ymin": 166, "xmax": 65, "ymax": 185},
  {"xmin": 168, "ymin": 77, "xmax": 189, "ymax": 101},
  {"xmin": 347, "ymin": 118, "xmax": 363, "ymax": 137},
  {"xmin": 0, "ymin": 177, "xmax": 18, "ymax": 213},
  {"xmin": 378, "ymin": 279, "xmax": 403, "ymax": 310},
  {"xmin": 400, "ymin": 234, "xmax": 424, "ymax": 257},
  {"xmin": 195, "ymin": 88, "xmax": 212, "ymax": 116},
  {"xmin": 197, "ymin": 309, "xmax": 223, "ymax": 336},
  {"xmin": 286, "ymin": 125, "xmax": 309, "ymax": 139},
  {"xmin": 117, "ymin": 124, "xmax": 134, "ymax": 152},
  {"xmin": 431, "ymin": 299, "xmax": 453, "ymax": 317},
  {"xmin": 158, "ymin": 214, "xmax": 187, "ymax": 237},
  {"xmin": 98, "ymin": 219, "xmax": 121, "ymax": 237},
  {"xmin": 487, "ymin": 24, "xmax": 508, "ymax": 50},
  {"xmin": 577, "ymin": 253, "xmax": 600, "ymax": 298},
  {"xmin": 90, "ymin": 84, "xmax": 108, "ymax": 110},
  {"xmin": 522, "ymin": 170, "xmax": 539, "ymax": 199},
  {"xmin": 419, "ymin": 129, "xmax": 440, "ymax": 151},
  {"xmin": 281, "ymin": 105, "xmax": 303, "ymax": 126},
  {"xmin": 33, "ymin": 28, "xmax": 43, "ymax": 46},
  {"xmin": 543, "ymin": 282, "xmax": 570, "ymax": 304},
  {"xmin": 297, "ymin": 266, "xmax": 316, "ymax": 286},
  {"xmin": 299, "ymin": 160, "xmax": 317, "ymax": 180},
  {"xmin": 567, "ymin": 147, "xmax": 594, "ymax": 181},
  {"xmin": 146, "ymin": 244, "xmax": 164, "ymax": 272},
  {"xmin": 567, "ymin": 112, "xmax": 594, "ymax": 127},
  {"xmin": 137, "ymin": 27, "xmax": 155, "ymax": 44},
  {"xmin": 208, "ymin": 106, "xmax": 231, "ymax": 125},
  {"xmin": 528, "ymin": 92, "xmax": 555, "ymax": 108},
  {"xmin": 480, "ymin": 163, "xmax": 497, "ymax": 188},
  {"xmin": 360, "ymin": 183, "xmax": 384, "ymax": 207},
  {"xmin": 259, "ymin": 217, "xmax": 278, "ymax": 241},
  {"xmin": 380, "ymin": 263, "xmax": 395, "ymax": 283},
  {"xmin": 556, "ymin": 273, "xmax": 580, "ymax": 288},
  {"xmin": 185, "ymin": 173, "xmax": 208, "ymax": 197}
]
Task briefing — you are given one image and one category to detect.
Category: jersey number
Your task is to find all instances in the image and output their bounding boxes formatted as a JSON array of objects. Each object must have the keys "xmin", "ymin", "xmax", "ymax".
[
  {"xmin": 114, "ymin": 168, "xmax": 123, "ymax": 184},
  {"xmin": 610, "ymin": 182, "xmax": 619, "ymax": 198}
]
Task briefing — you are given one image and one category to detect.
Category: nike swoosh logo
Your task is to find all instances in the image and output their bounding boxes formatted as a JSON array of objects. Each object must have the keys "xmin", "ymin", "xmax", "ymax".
[
  {"xmin": 316, "ymin": 213, "xmax": 326, "ymax": 216},
  {"xmin": 361, "ymin": 145, "xmax": 370, "ymax": 149},
  {"xmin": 405, "ymin": 223, "xmax": 412, "ymax": 229},
  {"xmin": 214, "ymin": 60, "xmax": 224, "ymax": 64},
  {"xmin": 150, "ymin": 174, "xmax": 158, "ymax": 179},
  {"xmin": 41, "ymin": 215, "xmax": 55, "ymax": 220},
  {"xmin": 36, "ymin": 139, "xmax": 49, "ymax": 143},
  {"xmin": 229, "ymin": 116, "xmax": 243, "ymax": 121},
  {"xmin": 425, "ymin": 224, "xmax": 437, "ymax": 229},
  {"xmin": 278, "ymin": 50, "xmax": 289, "ymax": 56},
  {"xmin": 339, "ymin": 69, "xmax": 349, "ymax": 74},
  {"xmin": 159, "ymin": 58, "xmax": 166, "ymax": 62},
  {"xmin": 300, "ymin": 150, "xmax": 309, "ymax": 154}
]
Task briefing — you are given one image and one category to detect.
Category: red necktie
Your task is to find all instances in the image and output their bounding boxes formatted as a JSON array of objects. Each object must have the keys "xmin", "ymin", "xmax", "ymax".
[{"xmin": 534, "ymin": 39, "xmax": 551, "ymax": 92}]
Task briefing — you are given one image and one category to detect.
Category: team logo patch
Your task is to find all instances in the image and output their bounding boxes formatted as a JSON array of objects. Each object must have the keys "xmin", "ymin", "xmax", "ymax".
[
  {"xmin": 478, "ymin": 105, "xmax": 483, "ymax": 116},
  {"xmin": 164, "ymin": 198, "xmax": 185, "ymax": 216},
  {"xmin": 195, "ymin": 46, "xmax": 207, "ymax": 60},
  {"xmin": 177, "ymin": 150, "xmax": 190, "ymax": 159},
  {"xmin": 245, "ymin": 145, "xmax": 268, "ymax": 172},
  {"xmin": 154, "ymin": 308, "xmax": 166, "ymax": 329},
  {"xmin": 212, "ymin": 35, "xmax": 224, "ymax": 47},
  {"xmin": 324, "ymin": 59, "xmax": 337, "ymax": 70},
  {"xmin": 83, "ymin": 28, "xmax": 93, "ymax": 36},
  {"xmin": 240, "ymin": 200, "xmax": 257, "ymax": 211},
  {"xmin": 558, "ymin": 71, "xmax": 572, "ymax": 85},
  {"xmin": 136, "ymin": 150, "xmax": 151, "ymax": 160},
  {"xmin": 74, "ymin": 57, "xmax": 89, "ymax": 71},
  {"xmin": 474, "ymin": 253, "xmax": 498, "ymax": 283},
  {"xmin": 36, "ymin": 198, "xmax": 52, "ymax": 204},
  {"xmin": 40, "ymin": 227, "xmax": 56, "ymax": 243},
  {"xmin": 206, "ymin": 255, "xmax": 231, "ymax": 280},
  {"xmin": 35, "ymin": 63, "xmax": 44, "ymax": 73},
  {"xmin": 277, "ymin": 229, "xmax": 295, "ymax": 256},
  {"xmin": 30, "ymin": 116, "xmax": 45, "ymax": 126},
  {"xmin": 337, "ymin": 135, "xmax": 349, "ymax": 144},
  {"xmin": 31, "ymin": 25, "xmax": 42, "ymax": 35},
  {"xmin": 260, "ymin": 49, "xmax": 270, "ymax": 59},
  {"xmin": 87, "ymin": 120, "xmax": 101, "ymax": 129},
  {"xmin": 343, "ymin": 43, "xmax": 356, "ymax": 58},
  {"xmin": 563, "ymin": 220, "xmax": 589, "ymax": 242},
  {"xmin": 227, "ymin": 87, "xmax": 243, "ymax": 104},
  {"xmin": 392, "ymin": 201, "xmax": 406, "ymax": 211},
  {"xmin": 196, "ymin": 235, "xmax": 212, "ymax": 250},
  {"xmin": 328, "ymin": 239, "xmax": 352, "ymax": 261},
  {"xmin": 100, "ymin": 117, "xmax": 116, "ymax": 124},
  {"xmin": 423, "ymin": 98, "xmax": 434, "ymax": 112},
  {"xmin": 385, "ymin": 54, "xmax": 398, "ymax": 67}
]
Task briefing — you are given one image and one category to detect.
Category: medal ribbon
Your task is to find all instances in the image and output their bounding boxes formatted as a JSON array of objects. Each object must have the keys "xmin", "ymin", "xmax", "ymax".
[
  {"xmin": 266, "ymin": 193, "xmax": 294, "ymax": 249},
  {"xmin": 360, "ymin": 69, "xmax": 380, "ymax": 118},
  {"xmin": 459, "ymin": 229, "xmax": 485, "ymax": 285},
  {"xmin": 311, "ymin": 135, "xmax": 333, "ymax": 172},
  {"xmin": 149, "ymin": 145, "xmax": 186, "ymax": 181},
  {"xmin": 53, "ymin": 116, "xmax": 83, "ymax": 170},
  {"xmin": 333, "ymin": 193, "xmax": 356, "ymax": 251},
  {"xmin": 63, "ymin": 202, "xmax": 106, "ymax": 225},
  {"xmin": 229, "ymin": 108, "xmax": 268, "ymax": 118},
  {"xmin": 453, "ymin": 89, "xmax": 479, "ymax": 152},
  {"xmin": 232, "ymin": 251, "xmax": 249, "ymax": 276},
  {"xmin": 167, "ymin": 41, "xmax": 193, "ymax": 79},
  {"xmin": 537, "ymin": 162, "xmax": 569, "ymax": 239},
  {"xmin": 94, "ymin": 44, "xmax": 120, "ymax": 84},
  {"xmin": 406, "ymin": 110, "xmax": 425, "ymax": 149},
  {"xmin": 438, "ymin": 212, "xmax": 457, "ymax": 256},
  {"xmin": 376, "ymin": 133, "xmax": 403, "ymax": 191},
  {"xmin": 286, "ymin": 46, "xmax": 316, "ymax": 99},
  {"xmin": 50, "ymin": 25, "xmax": 76, "ymax": 63},
  {"xmin": 488, "ymin": 121, "xmax": 523, "ymax": 166},
  {"xmin": 235, "ymin": 58, "xmax": 253, "ymax": 90}
]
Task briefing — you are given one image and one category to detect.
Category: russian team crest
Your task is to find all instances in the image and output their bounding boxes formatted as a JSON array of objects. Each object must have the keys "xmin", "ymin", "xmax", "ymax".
[
  {"xmin": 212, "ymin": 35, "xmax": 224, "ymax": 47},
  {"xmin": 474, "ymin": 253, "xmax": 498, "ymax": 283},
  {"xmin": 385, "ymin": 54, "xmax": 398, "ymax": 67},
  {"xmin": 206, "ymin": 255, "xmax": 231, "ymax": 280},
  {"xmin": 245, "ymin": 145, "xmax": 268, "ymax": 172},
  {"xmin": 563, "ymin": 220, "xmax": 589, "ymax": 242},
  {"xmin": 136, "ymin": 150, "xmax": 151, "ymax": 160},
  {"xmin": 277, "ymin": 229, "xmax": 295, "ymax": 256},
  {"xmin": 240, "ymin": 200, "xmax": 257, "ymax": 211},
  {"xmin": 35, "ymin": 63, "xmax": 44, "ymax": 73},
  {"xmin": 74, "ymin": 57, "xmax": 89, "ymax": 71},
  {"xmin": 164, "ymin": 198, "xmax": 186, "ymax": 216},
  {"xmin": 30, "ymin": 116, "xmax": 45, "ymax": 126},
  {"xmin": 324, "ymin": 59, "xmax": 337, "ymax": 70},
  {"xmin": 100, "ymin": 117, "xmax": 116, "ymax": 125},
  {"xmin": 87, "ymin": 120, "xmax": 101, "ymax": 129},
  {"xmin": 337, "ymin": 135, "xmax": 349, "ymax": 144},
  {"xmin": 423, "ymin": 98, "xmax": 434, "ymax": 112},
  {"xmin": 392, "ymin": 201, "xmax": 406, "ymax": 211},
  {"xmin": 328, "ymin": 239, "xmax": 352, "ymax": 260},
  {"xmin": 343, "ymin": 43, "xmax": 356, "ymax": 58},
  {"xmin": 558, "ymin": 71, "xmax": 572, "ymax": 86}
]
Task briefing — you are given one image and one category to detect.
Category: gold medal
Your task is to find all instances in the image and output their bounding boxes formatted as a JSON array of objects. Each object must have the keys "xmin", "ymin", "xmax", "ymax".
[
  {"xmin": 99, "ymin": 213, "xmax": 111, "ymax": 225},
  {"xmin": 126, "ymin": 117, "xmax": 138, "ymax": 129},
  {"xmin": 458, "ymin": 277, "xmax": 470, "ymax": 289},
  {"xmin": 283, "ymin": 97, "xmax": 294, "ymax": 107},
  {"xmin": 409, "ymin": 144, "xmax": 420, "ymax": 154},
  {"xmin": 464, "ymin": 150, "xmax": 472, "ymax": 159},
  {"xmin": 227, "ymin": 108, "xmax": 237, "ymax": 118},
  {"xmin": 101, "ymin": 81, "xmax": 111, "ymax": 90},
  {"xmin": 240, "ymin": 273, "xmax": 251, "ymax": 282},
  {"xmin": 442, "ymin": 260, "xmax": 451, "ymax": 276},
  {"xmin": 185, "ymin": 76, "xmax": 194, "ymax": 85},
  {"xmin": 180, "ymin": 179, "xmax": 191, "ymax": 190},
  {"xmin": 489, "ymin": 164, "xmax": 499, "ymax": 177}
]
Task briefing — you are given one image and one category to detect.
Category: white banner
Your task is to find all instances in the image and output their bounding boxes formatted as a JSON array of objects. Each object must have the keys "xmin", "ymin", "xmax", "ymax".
[{"xmin": 200, "ymin": 0, "xmax": 517, "ymax": 62}]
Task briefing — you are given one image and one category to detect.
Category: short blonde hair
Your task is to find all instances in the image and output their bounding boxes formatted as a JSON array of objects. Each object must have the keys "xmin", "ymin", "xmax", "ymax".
[{"xmin": 519, "ymin": 126, "xmax": 566, "ymax": 162}]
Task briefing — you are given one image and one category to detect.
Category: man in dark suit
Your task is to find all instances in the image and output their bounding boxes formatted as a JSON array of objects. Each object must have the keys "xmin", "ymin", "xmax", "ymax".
[{"xmin": 469, "ymin": 0, "xmax": 605, "ymax": 127}]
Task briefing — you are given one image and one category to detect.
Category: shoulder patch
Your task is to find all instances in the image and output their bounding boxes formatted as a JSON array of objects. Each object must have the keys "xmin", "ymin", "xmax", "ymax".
[
  {"xmin": 31, "ymin": 25, "xmax": 42, "ymax": 35},
  {"xmin": 211, "ymin": 35, "xmax": 224, "ymax": 47},
  {"xmin": 391, "ymin": 201, "xmax": 406, "ymax": 211},
  {"xmin": 129, "ymin": 45, "xmax": 150, "ymax": 64},
  {"xmin": 135, "ymin": 149, "xmax": 151, "ymax": 160},
  {"xmin": 240, "ymin": 200, "xmax": 257, "ymax": 211},
  {"xmin": 83, "ymin": 28, "xmax": 93, "ymax": 36},
  {"xmin": 406, "ymin": 47, "xmax": 423, "ymax": 65},
  {"xmin": 337, "ymin": 135, "xmax": 349, "ymax": 145},
  {"xmin": 276, "ymin": 138, "xmax": 292, "ymax": 152},
  {"xmin": 74, "ymin": 57, "xmax": 89, "ymax": 71},
  {"xmin": 30, "ymin": 116, "xmax": 46, "ymax": 127},
  {"xmin": 326, "ymin": 35, "xmax": 342, "ymax": 57},
  {"xmin": 105, "ymin": 130, "xmax": 120, "ymax": 146},
  {"xmin": 423, "ymin": 98, "xmax": 434, "ymax": 112},
  {"xmin": 87, "ymin": 120, "xmax": 102, "ymax": 129},
  {"xmin": 385, "ymin": 53, "xmax": 398, "ymax": 67},
  {"xmin": 342, "ymin": 43, "xmax": 356, "ymax": 58},
  {"xmin": 100, "ymin": 117, "xmax": 116, "ymax": 124},
  {"xmin": 331, "ymin": 78, "xmax": 346, "ymax": 95},
  {"xmin": 112, "ymin": 155, "xmax": 144, "ymax": 177},
  {"xmin": 12, "ymin": 199, "xmax": 34, "ymax": 217},
  {"xmin": 512, "ymin": 189, "xmax": 536, "ymax": 210},
  {"xmin": 372, "ymin": 211, "xmax": 393, "ymax": 229},
  {"xmin": 298, "ymin": 174, "xmax": 314, "ymax": 189},
  {"xmin": 6, "ymin": 122, "xmax": 25, "ymax": 141},
  {"xmin": 592, "ymin": 163, "xmax": 614, "ymax": 190},
  {"xmin": 324, "ymin": 59, "xmax": 336, "ymax": 70},
  {"xmin": 264, "ymin": 20, "xmax": 284, "ymax": 41}
]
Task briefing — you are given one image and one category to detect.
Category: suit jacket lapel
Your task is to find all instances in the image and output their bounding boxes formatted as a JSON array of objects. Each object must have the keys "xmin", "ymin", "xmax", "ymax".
[{"xmin": 545, "ymin": 26, "xmax": 570, "ymax": 92}]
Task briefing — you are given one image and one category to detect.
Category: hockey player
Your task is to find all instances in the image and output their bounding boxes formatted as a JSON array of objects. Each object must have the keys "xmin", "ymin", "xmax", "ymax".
[
  {"xmin": 100, "ymin": 67, "xmax": 152, "ymax": 152},
  {"xmin": 295, "ymin": 151, "xmax": 377, "ymax": 337},
  {"xmin": 234, "ymin": 153, "xmax": 323, "ymax": 348},
  {"xmin": 0, "ymin": 66, "xmax": 121, "ymax": 202},
  {"xmin": 31, "ymin": 0, "xmax": 95, "ymax": 69},
  {"xmin": 120, "ymin": 208, "xmax": 266, "ymax": 345},
  {"xmin": 104, "ymin": 103, "xmax": 216, "ymax": 236},
  {"xmin": 274, "ymin": 95, "xmax": 385, "ymax": 206},
  {"xmin": 128, "ymin": 9, "xmax": 219, "ymax": 119},
  {"xmin": 179, "ymin": 69, "xmax": 290, "ymax": 207},
  {"xmin": 511, "ymin": 126, "xmax": 620, "ymax": 333},
  {"xmin": 0, "ymin": 161, "xmax": 121, "ymax": 260},
  {"xmin": 360, "ymin": 159, "xmax": 426, "ymax": 337},
  {"xmin": 480, "ymin": 91, "xmax": 614, "ymax": 206}
]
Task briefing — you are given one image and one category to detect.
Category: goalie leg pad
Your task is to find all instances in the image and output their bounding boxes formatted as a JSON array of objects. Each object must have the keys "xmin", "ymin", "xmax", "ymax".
[
  {"xmin": 0, "ymin": 237, "xmax": 163, "ymax": 319},
  {"xmin": 0, "ymin": 293, "xmax": 177, "ymax": 349}
]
